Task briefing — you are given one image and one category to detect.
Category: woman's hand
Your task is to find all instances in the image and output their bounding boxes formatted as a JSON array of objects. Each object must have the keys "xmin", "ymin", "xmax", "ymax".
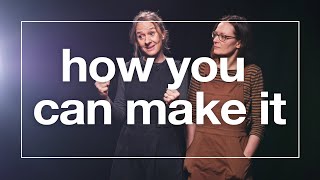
[
  {"xmin": 243, "ymin": 135, "xmax": 261, "ymax": 157},
  {"xmin": 95, "ymin": 81, "xmax": 110, "ymax": 97},
  {"xmin": 163, "ymin": 89, "xmax": 180, "ymax": 105}
]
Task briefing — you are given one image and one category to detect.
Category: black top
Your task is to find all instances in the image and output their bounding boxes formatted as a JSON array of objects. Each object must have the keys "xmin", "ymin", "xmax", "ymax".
[{"xmin": 111, "ymin": 58, "xmax": 188, "ymax": 125}]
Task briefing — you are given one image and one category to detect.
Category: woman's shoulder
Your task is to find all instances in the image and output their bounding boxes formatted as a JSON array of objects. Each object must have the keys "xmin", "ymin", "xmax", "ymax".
[{"xmin": 245, "ymin": 64, "xmax": 262, "ymax": 75}]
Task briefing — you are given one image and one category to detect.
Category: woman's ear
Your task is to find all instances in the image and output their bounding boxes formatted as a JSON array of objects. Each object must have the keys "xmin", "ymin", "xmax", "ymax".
[
  {"xmin": 236, "ymin": 40, "xmax": 241, "ymax": 49},
  {"xmin": 162, "ymin": 31, "xmax": 167, "ymax": 40}
]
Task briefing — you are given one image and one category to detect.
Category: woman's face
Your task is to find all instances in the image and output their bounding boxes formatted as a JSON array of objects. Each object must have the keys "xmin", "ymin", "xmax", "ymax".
[
  {"xmin": 212, "ymin": 22, "xmax": 241, "ymax": 57},
  {"xmin": 135, "ymin": 22, "xmax": 164, "ymax": 57}
]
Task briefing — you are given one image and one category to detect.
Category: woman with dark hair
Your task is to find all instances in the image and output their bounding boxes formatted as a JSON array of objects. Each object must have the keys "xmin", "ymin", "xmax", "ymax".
[
  {"xmin": 185, "ymin": 15, "xmax": 264, "ymax": 180},
  {"xmin": 95, "ymin": 11, "xmax": 187, "ymax": 180}
]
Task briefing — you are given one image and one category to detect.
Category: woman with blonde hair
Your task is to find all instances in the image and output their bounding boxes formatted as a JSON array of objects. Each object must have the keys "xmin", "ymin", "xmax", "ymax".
[{"xmin": 95, "ymin": 11, "xmax": 187, "ymax": 180}]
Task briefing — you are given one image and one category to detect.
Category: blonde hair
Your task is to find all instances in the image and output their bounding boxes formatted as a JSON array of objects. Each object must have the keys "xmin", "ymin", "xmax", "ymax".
[{"xmin": 129, "ymin": 11, "xmax": 169, "ymax": 57}]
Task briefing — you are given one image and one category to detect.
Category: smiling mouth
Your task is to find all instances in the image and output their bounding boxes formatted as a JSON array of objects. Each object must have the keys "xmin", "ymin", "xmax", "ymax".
[{"xmin": 145, "ymin": 45, "xmax": 155, "ymax": 51}]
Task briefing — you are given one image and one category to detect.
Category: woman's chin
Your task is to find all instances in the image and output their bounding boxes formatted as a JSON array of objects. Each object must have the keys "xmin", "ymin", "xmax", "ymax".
[
  {"xmin": 213, "ymin": 51, "xmax": 224, "ymax": 56},
  {"xmin": 142, "ymin": 50, "xmax": 160, "ymax": 58}
]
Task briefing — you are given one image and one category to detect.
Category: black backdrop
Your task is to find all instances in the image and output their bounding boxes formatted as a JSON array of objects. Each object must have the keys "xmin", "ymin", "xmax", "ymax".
[{"xmin": 0, "ymin": 0, "xmax": 317, "ymax": 179}]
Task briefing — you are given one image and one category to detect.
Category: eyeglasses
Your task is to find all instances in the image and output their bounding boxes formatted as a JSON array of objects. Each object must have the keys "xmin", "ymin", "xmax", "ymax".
[{"xmin": 211, "ymin": 31, "xmax": 236, "ymax": 42}]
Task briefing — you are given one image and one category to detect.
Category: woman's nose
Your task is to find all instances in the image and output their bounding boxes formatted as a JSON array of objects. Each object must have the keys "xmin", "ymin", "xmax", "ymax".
[
  {"xmin": 213, "ymin": 35, "xmax": 219, "ymax": 43},
  {"xmin": 145, "ymin": 35, "xmax": 151, "ymax": 44}
]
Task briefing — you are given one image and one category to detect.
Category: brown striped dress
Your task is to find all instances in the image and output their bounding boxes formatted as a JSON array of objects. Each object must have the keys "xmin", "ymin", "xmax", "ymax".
[{"xmin": 184, "ymin": 63, "xmax": 264, "ymax": 180}]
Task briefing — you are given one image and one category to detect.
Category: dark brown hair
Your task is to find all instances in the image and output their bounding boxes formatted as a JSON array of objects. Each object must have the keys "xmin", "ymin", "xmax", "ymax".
[{"xmin": 211, "ymin": 15, "xmax": 253, "ymax": 65}]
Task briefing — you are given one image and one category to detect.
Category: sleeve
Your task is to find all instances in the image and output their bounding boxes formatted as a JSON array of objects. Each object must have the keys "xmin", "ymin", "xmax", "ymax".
[
  {"xmin": 188, "ymin": 76, "xmax": 199, "ymax": 123},
  {"xmin": 187, "ymin": 63, "xmax": 205, "ymax": 123},
  {"xmin": 248, "ymin": 66, "xmax": 265, "ymax": 139},
  {"xmin": 109, "ymin": 67, "xmax": 127, "ymax": 122}
]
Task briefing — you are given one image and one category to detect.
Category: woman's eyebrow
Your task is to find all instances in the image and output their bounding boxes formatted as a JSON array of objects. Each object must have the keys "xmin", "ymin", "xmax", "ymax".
[{"xmin": 136, "ymin": 27, "xmax": 156, "ymax": 34}]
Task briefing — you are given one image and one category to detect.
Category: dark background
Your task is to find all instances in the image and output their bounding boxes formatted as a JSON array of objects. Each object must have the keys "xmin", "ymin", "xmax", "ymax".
[{"xmin": 0, "ymin": 0, "xmax": 317, "ymax": 179}]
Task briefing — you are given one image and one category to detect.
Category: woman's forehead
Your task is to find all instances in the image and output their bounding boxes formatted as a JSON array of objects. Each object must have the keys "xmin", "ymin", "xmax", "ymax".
[
  {"xmin": 136, "ymin": 22, "xmax": 156, "ymax": 33},
  {"xmin": 215, "ymin": 22, "xmax": 235, "ymax": 35}
]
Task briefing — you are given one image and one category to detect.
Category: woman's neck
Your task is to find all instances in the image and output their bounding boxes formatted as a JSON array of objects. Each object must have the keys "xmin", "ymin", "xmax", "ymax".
[
  {"xmin": 216, "ymin": 51, "xmax": 239, "ymax": 70},
  {"xmin": 143, "ymin": 51, "xmax": 166, "ymax": 63},
  {"xmin": 154, "ymin": 52, "xmax": 166, "ymax": 63}
]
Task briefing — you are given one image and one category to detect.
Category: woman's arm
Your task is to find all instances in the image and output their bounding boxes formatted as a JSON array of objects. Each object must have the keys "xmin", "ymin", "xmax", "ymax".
[
  {"xmin": 185, "ymin": 73, "xmax": 201, "ymax": 148},
  {"xmin": 186, "ymin": 123, "xmax": 196, "ymax": 149},
  {"xmin": 244, "ymin": 135, "xmax": 260, "ymax": 157},
  {"xmin": 110, "ymin": 75, "xmax": 126, "ymax": 121},
  {"xmin": 244, "ymin": 65, "xmax": 265, "ymax": 157}
]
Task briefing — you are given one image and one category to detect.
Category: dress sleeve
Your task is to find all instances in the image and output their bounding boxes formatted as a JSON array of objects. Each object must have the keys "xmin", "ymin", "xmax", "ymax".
[
  {"xmin": 248, "ymin": 66, "xmax": 265, "ymax": 139},
  {"xmin": 110, "ymin": 71, "xmax": 127, "ymax": 122},
  {"xmin": 187, "ymin": 63, "xmax": 206, "ymax": 123}
]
